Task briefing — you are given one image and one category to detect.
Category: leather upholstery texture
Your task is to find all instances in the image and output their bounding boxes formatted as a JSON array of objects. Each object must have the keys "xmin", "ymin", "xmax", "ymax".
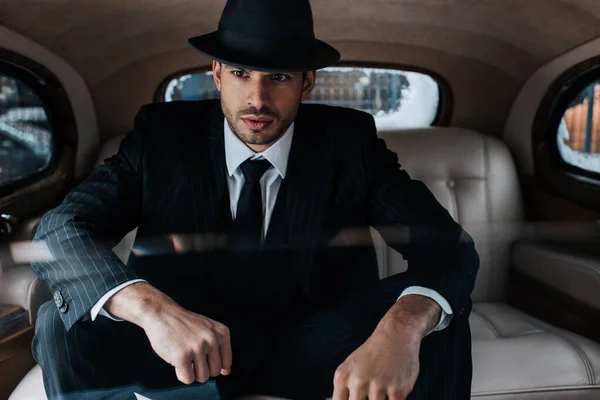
[
  {"xmin": 0, "ymin": 265, "xmax": 50, "ymax": 324},
  {"xmin": 376, "ymin": 128, "xmax": 524, "ymax": 302},
  {"xmin": 470, "ymin": 303, "xmax": 600, "ymax": 398},
  {"xmin": 512, "ymin": 241, "xmax": 600, "ymax": 312}
]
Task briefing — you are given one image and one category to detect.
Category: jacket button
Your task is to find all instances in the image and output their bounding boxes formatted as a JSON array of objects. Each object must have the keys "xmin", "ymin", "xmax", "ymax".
[
  {"xmin": 447, "ymin": 180, "xmax": 455, "ymax": 189},
  {"xmin": 53, "ymin": 291, "xmax": 64, "ymax": 308}
]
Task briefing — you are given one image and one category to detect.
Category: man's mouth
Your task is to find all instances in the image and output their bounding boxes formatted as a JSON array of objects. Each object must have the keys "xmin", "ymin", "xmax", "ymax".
[{"xmin": 242, "ymin": 117, "xmax": 273, "ymax": 130}]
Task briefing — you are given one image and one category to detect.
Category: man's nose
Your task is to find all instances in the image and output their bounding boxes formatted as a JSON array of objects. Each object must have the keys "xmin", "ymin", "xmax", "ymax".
[{"xmin": 247, "ymin": 79, "xmax": 271, "ymax": 111}]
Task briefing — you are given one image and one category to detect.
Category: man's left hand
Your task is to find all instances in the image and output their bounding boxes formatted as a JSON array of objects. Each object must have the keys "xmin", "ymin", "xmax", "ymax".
[{"xmin": 332, "ymin": 323, "xmax": 421, "ymax": 400}]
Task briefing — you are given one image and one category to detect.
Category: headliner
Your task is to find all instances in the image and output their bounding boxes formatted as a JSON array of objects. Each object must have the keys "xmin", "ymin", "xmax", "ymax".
[{"xmin": 1, "ymin": 0, "xmax": 599, "ymax": 86}]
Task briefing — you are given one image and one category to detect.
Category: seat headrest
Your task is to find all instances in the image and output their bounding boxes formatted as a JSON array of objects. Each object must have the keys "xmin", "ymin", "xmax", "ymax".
[
  {"xmin": 95, "ymin": 135, "xmax": 125, "ymax": 167},
  {"xmin": 378, "ymin": 127, "xmax": 510, "ymax": 182}
]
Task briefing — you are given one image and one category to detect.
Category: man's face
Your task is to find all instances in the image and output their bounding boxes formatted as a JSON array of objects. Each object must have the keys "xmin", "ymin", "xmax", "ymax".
[{"xmin": 213, "ymin": 61, "xmax": 316, "ymax": 151}]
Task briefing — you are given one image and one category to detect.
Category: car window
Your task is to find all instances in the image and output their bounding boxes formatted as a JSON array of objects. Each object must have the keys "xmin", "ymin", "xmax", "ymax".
[
  {"xmin": 557, "ymin": 80, "xmax": 600, "ymax": 175},
  {"xmin": 0, "ymin": 73, "xmax": 53, "ymax": 187},
  {"xmin": 161, "ymin": 67, "xmax": 442, "ymax": 130}
]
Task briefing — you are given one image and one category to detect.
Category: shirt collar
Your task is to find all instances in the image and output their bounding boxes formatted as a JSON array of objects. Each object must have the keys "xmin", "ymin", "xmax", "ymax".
[{"xmin": 224, "ymin": 119, "xmax": 294, "ymax": 179}]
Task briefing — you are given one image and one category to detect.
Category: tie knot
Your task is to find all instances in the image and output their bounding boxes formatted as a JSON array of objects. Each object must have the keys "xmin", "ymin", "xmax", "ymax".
[{"xmin": 240, "ymin": 159, "xmax": 271, "ymax": 183}]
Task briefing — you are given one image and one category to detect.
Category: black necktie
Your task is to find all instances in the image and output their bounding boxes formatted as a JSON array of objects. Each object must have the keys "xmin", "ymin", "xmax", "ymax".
[{"xmin": 233, "ymin": 158, "xmax": 272, "ymax": 249}]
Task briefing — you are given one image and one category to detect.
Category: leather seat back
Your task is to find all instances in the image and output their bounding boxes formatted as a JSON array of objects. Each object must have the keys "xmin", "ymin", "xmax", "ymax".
[{"xmin": 375, "ymin": 128, "xmax": 524, "ymax": 302}]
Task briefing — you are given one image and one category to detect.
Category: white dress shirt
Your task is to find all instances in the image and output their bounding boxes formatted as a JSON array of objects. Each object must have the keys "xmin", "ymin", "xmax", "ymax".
[{"xmin": 91, "ymin": 119, "xmax": 453, "ymax": 332}]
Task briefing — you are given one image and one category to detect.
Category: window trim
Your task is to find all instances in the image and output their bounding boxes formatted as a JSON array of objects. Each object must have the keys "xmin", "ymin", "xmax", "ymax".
[
  {"xmin": 154, "ymin": 62, "xmax": 453, "ymax": 127},
  {"xmin": 533, "ymin": 54, "xmax": 600, "ymax": 210},
  {"xmin": 0, "ymin": 49, "xmax": 77, "ymax": 217}
]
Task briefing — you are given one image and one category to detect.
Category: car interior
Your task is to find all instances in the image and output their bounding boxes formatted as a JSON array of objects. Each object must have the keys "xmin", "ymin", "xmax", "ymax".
[{"xmin": 1, "ymin": 1, "xmax": 600, "ymax": 399}]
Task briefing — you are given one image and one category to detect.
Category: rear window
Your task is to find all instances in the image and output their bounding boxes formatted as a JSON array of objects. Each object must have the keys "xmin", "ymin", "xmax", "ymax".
[{"xmin": 160, "ymin": 66, "xmax": 442, "ymax": 130}]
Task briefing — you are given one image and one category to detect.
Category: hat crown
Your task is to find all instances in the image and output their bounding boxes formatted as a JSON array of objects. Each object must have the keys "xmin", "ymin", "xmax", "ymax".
[
  {"xmin": 219, "ymin": 0, "xmax": 315, "ymax": 39},
  {"xmin": 188, "ymin": 0, "xmax": 340, "ymax": 72}
]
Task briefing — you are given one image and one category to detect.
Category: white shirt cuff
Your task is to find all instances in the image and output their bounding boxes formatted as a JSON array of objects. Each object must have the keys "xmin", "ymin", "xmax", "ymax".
[
  {"xmin": 90, "ymin": 279, "xmax": 147, "ymax": 321},
  {"xmin": 397, "ymin": 286, "xmax": 453, "ymax": 335}
]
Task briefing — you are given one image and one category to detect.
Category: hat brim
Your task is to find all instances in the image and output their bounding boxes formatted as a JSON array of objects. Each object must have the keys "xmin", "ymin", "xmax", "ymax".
[{"xmin": 188, "ymin": 32, "xmax": 340, "ymax": 73}]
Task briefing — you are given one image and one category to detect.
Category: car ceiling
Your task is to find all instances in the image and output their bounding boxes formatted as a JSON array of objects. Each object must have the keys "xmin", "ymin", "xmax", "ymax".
[{"xmin": 1, "ymin": 0, "xmax": 600, "ymax": 88}]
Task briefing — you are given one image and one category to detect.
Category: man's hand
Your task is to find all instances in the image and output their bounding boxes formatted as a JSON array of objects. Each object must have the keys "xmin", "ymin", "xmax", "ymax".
[
  {"xmin": 105, "ymin": 282, "xmax": 232, "ymax": 384},
  {"xmin": 332, "ymin": 294, "xmax": 441, "ymax": 400},
  {"xmin": 332, "ymin": 325, "xmax": 420, "ymax": 400},
  {"xmin": 141, "ymin": 306, "xmax": 232, "ymax": 384}
]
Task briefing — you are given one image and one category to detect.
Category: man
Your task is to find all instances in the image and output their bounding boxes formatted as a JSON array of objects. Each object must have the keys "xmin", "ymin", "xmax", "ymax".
[{"xmin": 32, "ymin": 0, "xmax": 479, "ymax": 399}]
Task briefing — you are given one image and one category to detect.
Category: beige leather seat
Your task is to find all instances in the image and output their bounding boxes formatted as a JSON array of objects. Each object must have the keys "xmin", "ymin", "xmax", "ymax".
[
  {"xmin": 376, "ymin": 128, "xmax": 600, "ymax": 399},
  {"xmin": 9, "ymin": 127, "xmax": 600, "ymax": 399}
]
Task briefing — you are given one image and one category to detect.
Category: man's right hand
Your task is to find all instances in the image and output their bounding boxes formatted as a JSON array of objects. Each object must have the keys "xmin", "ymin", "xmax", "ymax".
[{"xmin": 104, "ymin": 282, "xmax": 232, "ymax": 384}]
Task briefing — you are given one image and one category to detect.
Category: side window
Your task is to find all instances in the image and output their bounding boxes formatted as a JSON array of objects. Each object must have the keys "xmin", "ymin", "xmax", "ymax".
[
  {"xmin": 533, "ymin": 57, "xmax": 600, "ymax": 211},
  {"xmin": 557, "ymin": 80, "xmax": 600, "ymax": 175},
  {"xmin": 159, "ymin": 66, "xmax": 448, "ymax": 130},
  {"xmin": 0, "ymin": 73, "xmax": 53, "ymax": 187}
]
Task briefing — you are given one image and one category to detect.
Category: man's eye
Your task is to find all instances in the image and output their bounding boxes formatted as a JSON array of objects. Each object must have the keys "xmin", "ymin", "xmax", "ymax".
[
  {"xmin": 272, "ymin": 74, "xmax": 289, "ymax": 82},
  {"xmin": 233, "ymin": 70, "xmax": 246, "ymax": 78}
]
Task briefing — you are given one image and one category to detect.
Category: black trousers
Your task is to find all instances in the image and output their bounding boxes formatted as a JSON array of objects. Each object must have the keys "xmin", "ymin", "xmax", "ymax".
[{"xmin": 33, "ymin": 273, "xmax": 472, "ymax": 400}]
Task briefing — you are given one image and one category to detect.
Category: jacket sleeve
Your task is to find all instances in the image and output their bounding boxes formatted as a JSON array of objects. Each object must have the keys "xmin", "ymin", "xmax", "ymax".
[
  {"xmin": 32, "ymin": 106, "xmax": 149, "ymax": 331},
  {"xmin": 363, "ymin": 113, "xmax": 479, "ymax": 316}
]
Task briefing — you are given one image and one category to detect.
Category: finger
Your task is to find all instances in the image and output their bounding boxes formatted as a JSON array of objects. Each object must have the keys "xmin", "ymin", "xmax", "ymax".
[
  {"xmin": 175, "ymin": 361, "xmax": 195, "ymax": 385},
  {"xmin": 368, "ymin": 384, "xmax": 387, "ymax": 400},
  {"xmin": 387, "ymin": 387, "xmax": 409, "ymax": 400},
  {"xmin": 332, "ymin": 383, "xmax": 350, "ymax": 400},
  {"xmin": 348, "ymin": 380, "xmax": 368, "ymax": 400},
  {"xmin": 193, "ymin": 352, "xmax": 210, "ymax": 383},
  {"xmin": 206, "ymin": 345, "xmax": 222, "ymax": 378},
  {"xmin": 332, "ymin": 368, "xmax": 349, "ymax": 400},
  {"xmin": 219, "ymin": 329, "xmax": 233, "ymax": 375}
]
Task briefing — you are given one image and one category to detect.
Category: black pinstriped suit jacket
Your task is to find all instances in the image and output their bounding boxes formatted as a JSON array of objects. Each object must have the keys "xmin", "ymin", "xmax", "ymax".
[{"xmin": 32, "ymin": 100, "xmax": 479, "ymax": 332}]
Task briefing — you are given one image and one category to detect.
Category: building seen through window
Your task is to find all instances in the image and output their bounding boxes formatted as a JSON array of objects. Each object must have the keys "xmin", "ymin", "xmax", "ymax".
[
  {"xmin": 163, "ymin": 67, "xmax": 440, "ymax": 130},
  {"xmin": 0, "ymin": 73, "xmax": 53, "ymax": 186},
  {"xmin": 558, "ymin": 80, "xmax": 600, "ymax": 174}
]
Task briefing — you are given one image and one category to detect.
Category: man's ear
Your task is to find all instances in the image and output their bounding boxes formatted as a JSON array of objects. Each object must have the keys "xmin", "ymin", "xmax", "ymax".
[
  {"xmin": 213, "ymin": 61, "xmax": 222, "ymax": 92},
  {"xmin": 300, "ymin": 71, "xmax": 316, "ymax": 101}
]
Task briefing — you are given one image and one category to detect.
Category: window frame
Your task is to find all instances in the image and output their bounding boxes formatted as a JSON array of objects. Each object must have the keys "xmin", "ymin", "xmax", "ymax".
[
  {"xmin": 533, "ymin": 54, "xmax": 600, "ymax": 210},
  {"xmin": 0, "ymin": 49, "xmax": 77, "ymax": 217},
  {"xmin": 154, "ymin": 62, "xmax": 453, "ymax": 127}
]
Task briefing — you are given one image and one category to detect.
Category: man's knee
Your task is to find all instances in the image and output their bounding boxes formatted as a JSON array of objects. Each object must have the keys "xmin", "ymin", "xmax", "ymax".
[
  {"xmin": 411, "ymin": 314, "xmax": 472, "ymax": 399},
  {"xmin": 32, "ymin": 301, "xmax": 65, "ymax": 361}
]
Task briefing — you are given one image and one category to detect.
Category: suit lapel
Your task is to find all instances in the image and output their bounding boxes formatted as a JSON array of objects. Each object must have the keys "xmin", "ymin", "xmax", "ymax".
[
  {"xmin": 188, "ymin": 103, "xmax": 228, "ymax": 235},
  {"xmin": 187, "ymin": 102, "xmax": 338, "ymax": 295},
  {"xmin": 285, "ymin": 105, "xmax": 339, "ymax": 296}
]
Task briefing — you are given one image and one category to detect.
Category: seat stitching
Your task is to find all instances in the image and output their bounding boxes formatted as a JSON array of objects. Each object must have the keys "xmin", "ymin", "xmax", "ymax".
[
  {"xmin": 482, "ymin": 136, "xmax": 496, "ymax": 300},
  {"xmin": 419, "ymin": 176, "xmax": 484, "ymax": 182},
  {"xmin": 448, "ymin": 181, "xmax": 459, "ymax": 222},
  {"xmin": 499, "ymin": 304, "xmax": 595, "ymax": 384},
  {"xmin": 482, "ymin": 136, "xmax": 492, "ymax": 223},
  {"xmin": 472, "ymin": 385, "xmax": 600, "ymax": 396},
  {"xmin": 511, "ymin": 329, "xmax": 545, "ymax": 337},
  {"xmin": 471, "ymin": 307, "xmax": 501, "ymax": 338}
]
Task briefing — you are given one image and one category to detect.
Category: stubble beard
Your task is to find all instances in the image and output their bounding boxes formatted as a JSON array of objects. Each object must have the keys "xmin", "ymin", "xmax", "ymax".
[{"xmin": 222, "ymin": 101, "xmax": 297, "ymax": 146}]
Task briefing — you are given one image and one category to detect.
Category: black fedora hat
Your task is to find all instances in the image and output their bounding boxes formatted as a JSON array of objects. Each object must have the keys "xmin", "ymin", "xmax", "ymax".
[{"xmin": 188, "ymin": 0, "xmax": 340, "ymax": 72}]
